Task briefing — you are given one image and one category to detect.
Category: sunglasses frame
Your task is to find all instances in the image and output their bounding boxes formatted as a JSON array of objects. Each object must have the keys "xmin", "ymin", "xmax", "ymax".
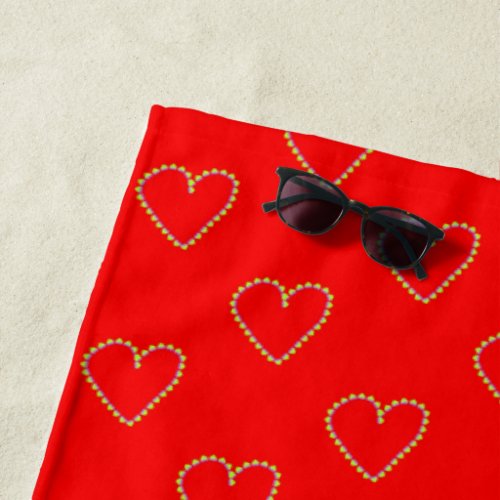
[{"xmin": 262, "ymin": 167, "xmax": 445, "ymax": 280}]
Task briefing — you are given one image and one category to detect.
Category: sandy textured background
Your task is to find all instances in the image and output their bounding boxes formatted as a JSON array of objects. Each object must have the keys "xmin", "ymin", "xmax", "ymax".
[{"xmin": 0, "ymin": 1, "xmax": 498, "ymax": 498}]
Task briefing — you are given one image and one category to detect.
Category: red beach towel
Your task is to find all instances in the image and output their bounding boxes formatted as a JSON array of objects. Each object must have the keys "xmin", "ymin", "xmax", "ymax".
[{"xmin": 34, "ymin": 105, "xmax": 500, "ymax": 499}]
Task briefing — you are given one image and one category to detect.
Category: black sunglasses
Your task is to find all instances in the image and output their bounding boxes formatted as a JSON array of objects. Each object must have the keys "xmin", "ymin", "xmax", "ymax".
[{"xmin": 262, "ymin": 167, "xmax": 445, "ymax": 280}]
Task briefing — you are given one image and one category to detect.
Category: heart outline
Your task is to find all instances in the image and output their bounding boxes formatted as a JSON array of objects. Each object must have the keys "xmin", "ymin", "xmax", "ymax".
[
  {"xmin": 230, "ymin": 277, "xmax": 334, "ymax": 365},
  {"xmin": 283, "ymin": 131, "xmax": 374, "ymax": 185},
  {"xmin": 81, "ymin": 338, "xmax": 187, "ymax": 427},
  {"xmin": 176, "ymin": 454, "xmax": 281, "ymax": 500},
  {"xmin": 473, "ymin": 332, "xmax": 500, "ymax": 402},
  {"xmin": 391, "ymin": 222, "xmax": 480, "ymax": 304},
  {"xmin": 135, "ymin": 164, "xmax": 239, "ymax": 250},
  {"xmin": 325, "ymin": 393, "xmax": 430, "ymax": 483}
]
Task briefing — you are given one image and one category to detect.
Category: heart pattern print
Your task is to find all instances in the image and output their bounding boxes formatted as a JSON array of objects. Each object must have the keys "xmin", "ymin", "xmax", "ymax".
[
  {"xmin": 325, "ymin": 394, "xmax": 430, "ymax": 482},
  {"xmin": 473, "ymin": 333, "xmax": 500, "ymax": 402},
  {"xmin": 283, "ymin": 130, "xmax": 374, "ymax": 185},
  {"xmin": 136, "ymin": 164, "xmax": 239, "ymax": 250},
  {"xmin": 230, "ymin": 277, "xmax": 334, "ymax": 365},
  {"xmin": 81, "ymin": 339, "xmax": 186, "ymax": 427},
  {"xmin": 176, "ymin": 455, "xmax": 281, "ymax": 499}
]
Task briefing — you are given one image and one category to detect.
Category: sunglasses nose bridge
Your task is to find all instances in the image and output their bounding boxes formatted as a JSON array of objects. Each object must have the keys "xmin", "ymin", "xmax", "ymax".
[{"xmin": 347, "ymin": 199, "xmax": 369, "ymax": 216}]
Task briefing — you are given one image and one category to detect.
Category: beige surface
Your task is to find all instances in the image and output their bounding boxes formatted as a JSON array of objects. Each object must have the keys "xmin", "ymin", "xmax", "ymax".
[{"xmin": 0, "ymin": 1, "xmax": 498, "ymax": 498}]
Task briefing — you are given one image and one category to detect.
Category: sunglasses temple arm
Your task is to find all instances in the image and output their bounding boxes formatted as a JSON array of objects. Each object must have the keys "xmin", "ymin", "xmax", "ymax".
[
  {"xmin": 372, "ymin": 214, "xmax": 428, "ymax": 280},
  {"xmin": 269, "ymin": 176, "xmax": 442, "ymax": 239},
  {"xmin": 297, "ymin": 165, "xmax": 446, "ymax": 241},
  {"xmin": 389, "ymin": 229, "xmax": 429, "ymax": 280},
  {"xmin": 263, "ymin": 176, "xmax": 343, "ymax": 214},
  {"xmin": 268, "ymin": 195, "xmax": 435, "ymax": 242},
  {"xmin": 262, "ymin": 191, "xmax": 339, "ymax": 213},
  {"xmin": 414, "ymin": 262, "xmax": 427, "ymax": 280},
  {"xmin": 262, "ymin": 201, "xmax": 277, "ymax": 213},
  {"xmin": 371, "ymin": 215, "xmax": 438, "ymax": 238},
  {"xmin": 280, "ymin": 178, "xmax": 436, "ymax": 243}
]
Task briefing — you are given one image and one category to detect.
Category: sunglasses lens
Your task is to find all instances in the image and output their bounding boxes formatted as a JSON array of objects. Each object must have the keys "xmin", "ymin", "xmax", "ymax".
[
  {"xmin": 278, "ymin": 175, "xmax": 345, "ymax": 233},
  {"xmin": 363, "ymin": 209, "xmax": 430, "ymax": 268}
]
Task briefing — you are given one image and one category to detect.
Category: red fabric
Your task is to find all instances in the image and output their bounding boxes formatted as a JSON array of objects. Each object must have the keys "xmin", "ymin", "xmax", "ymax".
[{"xmin": 34, "ymin": 105, "xmax": 500, "ymax": 499}]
